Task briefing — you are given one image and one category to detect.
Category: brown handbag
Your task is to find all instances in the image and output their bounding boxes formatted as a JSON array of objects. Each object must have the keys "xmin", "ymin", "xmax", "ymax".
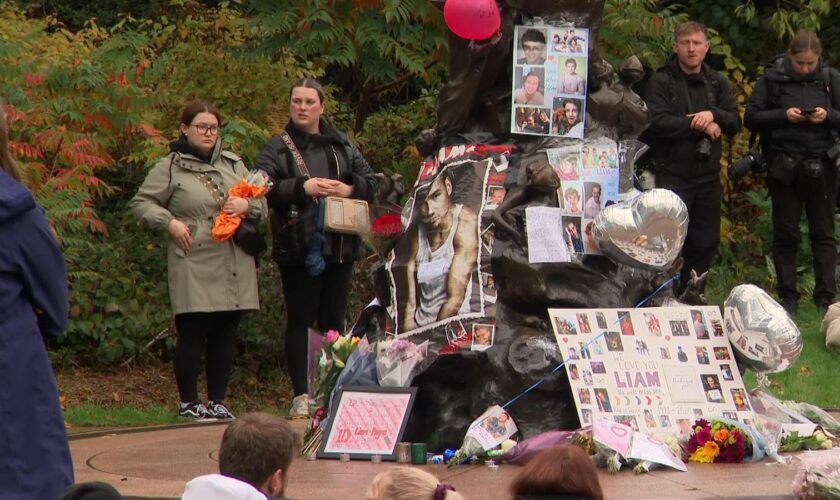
[{"xmin": 279, "ymin": 132, "xmax": 370, "ymax": 235}]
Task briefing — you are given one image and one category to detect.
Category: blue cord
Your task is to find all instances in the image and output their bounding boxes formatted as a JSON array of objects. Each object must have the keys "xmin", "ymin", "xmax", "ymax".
[{"xmin": 501, "ymin": 274, "xmax": 679, "ymax": 410}]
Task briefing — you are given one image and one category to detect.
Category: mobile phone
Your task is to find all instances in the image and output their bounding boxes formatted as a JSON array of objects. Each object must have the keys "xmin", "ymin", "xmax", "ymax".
[{"xmin": 802, "ymin": 108, "xmax": 816, "ymax": 115}]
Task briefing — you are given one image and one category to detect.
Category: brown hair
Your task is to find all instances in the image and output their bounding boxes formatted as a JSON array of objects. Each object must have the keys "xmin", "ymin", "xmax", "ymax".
[
  {"xmin": 218, "ymin": 412, "xmax": 298, "ymax": 491},
  {"xmin": 674, "ymin": 21, "xmax": 708, "ymax": 40},
  {"xmin": 179, "ymin": 100, "xmax": 222, "ymax": 127},
  {"xmin": 509, "ymin": 445, "xmax": 604, "ymax": 500},
  {"xmin": 0, "ymin": 98, "xmax": 20, "ymax": 181},
  {"xmin": 788, "ymin": 29, "xmax": 822, "ymax": 56},
  {"xmin": 365, "ymin": 467, "xmax": 464, "ymax": 500},
  {"xmin": 289, "ymin": 78, "xmax": 326, "ymax": 104}
]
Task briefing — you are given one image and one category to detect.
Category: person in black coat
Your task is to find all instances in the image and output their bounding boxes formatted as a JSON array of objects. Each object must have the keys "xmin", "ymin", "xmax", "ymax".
[
  {"xmin": 0, "ymin": 97, "xmax": 74, "ymax": 499},
  {"xmin": 640, "ymin": 21, "xmax": 740, "ymax": 293},
  {"xmin": 255, "ymin": 78, "xmax": 375, "ymax": 416},
  {"xmin": 745, "ymin": 29, "xmax": 840, "ymax": 315}
]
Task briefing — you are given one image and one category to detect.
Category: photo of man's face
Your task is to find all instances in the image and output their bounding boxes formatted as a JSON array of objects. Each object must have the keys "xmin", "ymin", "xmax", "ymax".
[
  {"xmin": 420, "ymin": 175, "xmax": 452, "ymax": 228},
  {"xmin": 519, "ymin": 29, "xmax": 547, "ymax": 65}
]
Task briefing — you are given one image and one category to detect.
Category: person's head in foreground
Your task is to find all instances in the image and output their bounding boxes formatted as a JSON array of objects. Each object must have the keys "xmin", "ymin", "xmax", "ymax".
[
  {"xmin": 509, "ymin": 444, "xmax": 604, "ymax": 500},
  {"xmin": 366, "ymin": 467, "xmax": 464, "ymax": 500},
  {"xmin": 217, "ymin": 412, "xmax": 299, "ymax": 498},
  {"xmin": 60, "ymin": 482, "xmax": 124, "ymax": 500}
]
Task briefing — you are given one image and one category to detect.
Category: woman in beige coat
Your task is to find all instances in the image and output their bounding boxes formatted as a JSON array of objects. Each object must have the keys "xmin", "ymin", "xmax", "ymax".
[{"xmin": 130, "ymin": 101, "xmax": 261, "ymax": 420}]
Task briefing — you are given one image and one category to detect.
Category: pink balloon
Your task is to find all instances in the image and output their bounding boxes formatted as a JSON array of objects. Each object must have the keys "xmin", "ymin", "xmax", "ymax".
[{"xmin": 443, "ymin": 0, "xmax": 501, "ymax": 41}]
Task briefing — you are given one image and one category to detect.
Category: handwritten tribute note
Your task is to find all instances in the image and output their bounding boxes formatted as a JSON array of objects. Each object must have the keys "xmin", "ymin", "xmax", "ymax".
[{"xmin": 526, "ymin": 206, "xmax": 570, "ymax": 263}]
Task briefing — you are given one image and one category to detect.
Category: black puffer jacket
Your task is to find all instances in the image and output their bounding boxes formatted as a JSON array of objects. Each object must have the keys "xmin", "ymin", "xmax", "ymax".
[
  {"xmin": 255, "ymin": 119, "xmax": 375, "ymax": 266},
  {"xmin": 640, "ymin": 54, "xmax": 741, "ymax": 186},
  {"xmin": 745, "ymin": 55, "xmax": 840, "ymax": 158}
]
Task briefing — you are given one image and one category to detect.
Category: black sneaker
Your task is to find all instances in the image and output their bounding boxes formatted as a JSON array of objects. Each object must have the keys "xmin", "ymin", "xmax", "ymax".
[
  {"xmin": 206, "ymin": 400, "xmax": 235, "ymax": 420},
  {"xmin": 179, "ymin": 401, "xmax": 210, "ymax": 420}
]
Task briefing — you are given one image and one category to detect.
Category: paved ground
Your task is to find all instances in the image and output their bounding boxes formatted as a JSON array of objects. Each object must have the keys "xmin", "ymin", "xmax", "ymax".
[{"xmin": 69, "ymin": 419, "xmax": 803, "ymax": 500}]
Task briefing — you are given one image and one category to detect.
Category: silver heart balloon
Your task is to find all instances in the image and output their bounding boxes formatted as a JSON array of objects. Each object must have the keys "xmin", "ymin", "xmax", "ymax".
[
  {"xmin": 592, "ymin": 188, "xmax": 688, "ymax": 271},
  {"xmin": 724, "ymin": 284, "xmax": 802, "ymax": 374}
]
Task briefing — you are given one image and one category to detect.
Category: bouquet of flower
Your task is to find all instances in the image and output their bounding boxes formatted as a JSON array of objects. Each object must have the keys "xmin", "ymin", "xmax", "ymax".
[
  {"xmin": 211, "ymin": 170, "xmax": 273, "ymax": 241},
  {"xmin": 686, "ymin": 419, "xmax": 751, "ymax": 463},
  {"xmin": 311, "ymin": 330, "xmax": 361, "ymax": 407},
  {"xmin": 375, "ymin": 338, "xmax": 428, "ymax": 387},
  {"xmin": 792, "ymin": 450, "xmax": 840, "ymax": 499}
]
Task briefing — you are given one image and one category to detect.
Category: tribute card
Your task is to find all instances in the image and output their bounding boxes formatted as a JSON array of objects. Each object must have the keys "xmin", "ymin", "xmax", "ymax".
[{"xmin": 550, "ymin": 306, "xmax": 754, "ymax": 435}]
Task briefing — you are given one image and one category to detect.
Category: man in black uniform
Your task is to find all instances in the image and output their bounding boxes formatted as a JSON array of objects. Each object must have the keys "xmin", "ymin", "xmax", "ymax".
[{"xmin": 640, "ymin": 21, "xmax": 740, "ymax": 292}]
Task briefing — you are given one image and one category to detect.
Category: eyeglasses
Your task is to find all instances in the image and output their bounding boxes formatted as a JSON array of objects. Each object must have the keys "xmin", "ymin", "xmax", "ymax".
[{"xmin": 191, "ymin": 124, "xmax": 219, "ymax": 135}]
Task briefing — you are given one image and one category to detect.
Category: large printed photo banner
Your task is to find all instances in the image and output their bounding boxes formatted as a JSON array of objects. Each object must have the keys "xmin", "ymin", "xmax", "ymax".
[
  {"xmin": 388, "ymin": 148, "xmax": 510, "ymax": 350},
  {"xmin": 511, "ymin": 26, "xmax": 590, "ymax": 137},
  {"xmin": 549, "ymin": 306, "xmax": 754, "ymax": 435},
  {"xmin": 546, "ymin": 139, "xmax": 620, "ymax": 255}
]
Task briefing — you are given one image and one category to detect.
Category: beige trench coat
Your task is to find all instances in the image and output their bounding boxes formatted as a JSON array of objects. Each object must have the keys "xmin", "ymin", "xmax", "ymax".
[{"xmin": 130, "ymin": 143, "xmax": 262, "ymax": 315}]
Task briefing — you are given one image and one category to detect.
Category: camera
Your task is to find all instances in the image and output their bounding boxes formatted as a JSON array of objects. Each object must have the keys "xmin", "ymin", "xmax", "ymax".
[
  {"xmin": 801, "ymin": 158, "xmax": 824, "ymax": 180},
  {"xmin": 695, "ymin": 137, "xmax": 712, "ymax": 162},
  {"xmin": 729, "ymin": 149, "xmax": 767, "ymax": 178}
]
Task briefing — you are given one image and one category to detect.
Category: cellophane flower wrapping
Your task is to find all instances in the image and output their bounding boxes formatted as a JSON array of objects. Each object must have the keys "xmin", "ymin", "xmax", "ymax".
[
  {"xmin": 212, "ymin": 169, "xmax": 273, "ymax": 241},
  {"xmin": 375, "ymin": 338, "xmax": 429, "ymax": 387},
  {"xmin": 312, "ymin": 330, "xmax": 361, "ymax": 408},
  {"xmin": 792, "ymin": 450, "xmax": 840, "ymax": 499}
]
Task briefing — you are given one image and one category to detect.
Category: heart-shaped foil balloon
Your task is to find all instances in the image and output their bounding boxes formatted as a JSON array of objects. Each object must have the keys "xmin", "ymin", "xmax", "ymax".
[
  {"xmin": 593, "ymin": 188, "xmax": 688, "ymax": 271},
  {"xmin": 724, "ymin": 284, "xmax": 802, "ymax": 374}
]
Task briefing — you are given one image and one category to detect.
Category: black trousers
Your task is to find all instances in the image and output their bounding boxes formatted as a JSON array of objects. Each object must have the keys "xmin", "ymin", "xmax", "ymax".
[
  {"xmin": 280, "ymin": 262, "xmax": 355, "ymax": 396},
  {"xmin": 768, "ymin": 162, "xmax": 838, "ymax": 305},
  {"xmin": 174, "ymin": 310, "xmax": 243, "ymax": 403},
  {"xmin": 657, "ymin": 177, "xmax": 721, "ymax": 293}
]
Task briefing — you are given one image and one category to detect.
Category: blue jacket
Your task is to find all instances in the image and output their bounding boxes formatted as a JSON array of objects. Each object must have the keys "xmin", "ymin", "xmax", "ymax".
[{"xmin": 0, "ymin": 170, "xmax": 73, "ymax": 499}]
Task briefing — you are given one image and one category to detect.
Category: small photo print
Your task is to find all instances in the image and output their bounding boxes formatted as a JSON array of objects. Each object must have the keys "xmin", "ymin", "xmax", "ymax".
[
  {"xmin": 596, "ymin": 311, "xmax": 608, "ymax": 329},
  {"xmin": 659, "ymin": 347, "xmax": 671, "ymax": 360},
  {"xmin": 722, "ymin": 411, "xmax": 738, "ymax": 420},
  {"xmin": 713, "ymin": 346, "xmax": 732, "ymax": 361},
  {"xmin": 481, "ymin": 225, "xmax": 495, "ymax": 255},
  {"xmin": 485, "ymin": 185, "xmax": 506, "ymax": 210},
  {"xmin": 590, "ymin": 360, "xmax": 607, "ymax": 374},
  {"xmin": 594, "ymin": 388, "xmax": 612, "ymax": 413},
  {"xmin": 581, "ymin": 408, "xmax": 592, "ymax": 424},
  {"xmin": 576, "ymin": 313, "xmax": 592, "ymax": 334},
  {"xmin": 578, "ymin": 388, "xmax": 592, "ymax": 405},
  {"xmin": 670, "ymin": 320, "xmax": 691, "ymax": 336},
  {"xmin": 720, "ymin": 363, "xmax": 734, "ymax": 381},
  {"xmin": 471, "ymin": 323, "xmax": 495, "ymax": 352},
  {"xmin": 731, "ymin": 388, "xmax": 750, "ymax": 411},
  {"xmin": 659, "ymin": 414, "xmax": 671, "ymax": 428},
  {"xmin": 445, "ymin": 320, "xmax": 469, "ymax": 345},
  {"xmin": 481, "ymin": 272, "xmax": 497, "ymax": 304},
  {"xmin": 691, "ymin": 309, "xmax": 709, "ymax": 339},
  {"xmin": 701, "ymin": 374, "xmax": 724, "ymax": 403},
  {"xmin": 568, "ymin": 363, "xmax": 579, "ymax": 380},
  {"xmin": 618, "ymin": 311, "xmax": 635, "ymax": 335},
  {"xmin": 693, "ymin": 408, "xmax": 704, "ymax": 418},
  {"xmin": 567, "ymin": 347, "xmax": 579, "ymax": 360},
  {"xmin": 677, "ymin": 418, "xmax": 692, "ymax": 435},
  {"xmin": 696, "ymin": 346, "xmax": 710, "ymax": 365},
  {"xmin": 582, "ymin": 369, "xmax": 593, "ymax": 386},
  {"xmin": 644, "ymin": 312, "xmax": 662, "ymax": 336},
  {"xmin": 578, "ymin": 342, "xmax": 592, "ymax": 359},
  {"xmin": 644, "ymin": 409, "xmax": 657, "ymax": 428},
  {"xmin": 614, "ymin": 414, "xmax": 639, "ymax": 431},
  {"xmin": 604, "ymin": 331, "xmax": 623, "ymax": 351},
  {"xmin": 634, "ymin": 339, "xmax": 650, "ymax": 356},
  {"xmin": 562, "ymin": 216, "xmax": 584, "ymax": 254},
  {"xmin": 560, "ymin": 184, "xmax": 583, "ymax": 216},
  {"xmin": 592, "ymin": 339, "xmax": 604, "ymax": 355},
  {"xmin": 711, "ymin": 319, "xmax": 724, "ymax": 337},
  {"xmin": 554, "ymin": 316, "xmax": 579, "ymax": 336},
  {"xmin": 676, "ymin": 345, "xmax": 689, "ymax": 362}
]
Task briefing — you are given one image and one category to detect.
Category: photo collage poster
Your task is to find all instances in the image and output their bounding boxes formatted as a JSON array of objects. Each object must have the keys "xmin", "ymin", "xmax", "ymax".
[
  {"xmin": 511, "ymin": 25, "xmax": 589, "ymax": 137},
  {"xmin": 549, "ymin": 306, "xmax": 753, "ymax": 436},
  {"xmin": 546, "ymin": 139, "xmax": 619, "ymax": 255},
  {"xmin": 387, "ymin": 145, "xmax": 513, "ymax": 354}
]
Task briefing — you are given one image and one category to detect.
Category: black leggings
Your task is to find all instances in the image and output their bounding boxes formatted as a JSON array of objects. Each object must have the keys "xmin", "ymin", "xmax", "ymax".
[
  {"xmin": 280, "ymin": 262, "xmax": 354, "ymax": 396},
  {"xmin": 174, "ymin": 310, "xmax": 243, "ymax": 403}
]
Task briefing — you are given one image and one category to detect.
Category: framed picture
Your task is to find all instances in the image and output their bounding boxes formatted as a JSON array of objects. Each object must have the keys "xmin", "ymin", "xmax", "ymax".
[{"xmin": 318, "ymin": 386, "xmax": 417, "ymax": 460}]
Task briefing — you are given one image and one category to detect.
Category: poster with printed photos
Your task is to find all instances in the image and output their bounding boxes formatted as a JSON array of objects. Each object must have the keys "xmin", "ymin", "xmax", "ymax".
[
  {"xmin": 546, "ymin": 139, "xmax": 619, "ymax": 255},
  {"xmin": 512, "ymin": 26, "xmax": 589, "ymax": 137},
  {"xmin": 550, "ymin": 306, "xmax": 753, "ymax": 435}
]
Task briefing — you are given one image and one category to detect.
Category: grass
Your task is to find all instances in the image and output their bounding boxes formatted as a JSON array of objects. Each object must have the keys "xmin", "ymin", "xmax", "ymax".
[
  {"xmin": 66, "ymin": 405, "xmax": 181, "ymax": 429},
  {"xmin": 707, "ymin": 267, "xmax": 840, "ymax": 409}
]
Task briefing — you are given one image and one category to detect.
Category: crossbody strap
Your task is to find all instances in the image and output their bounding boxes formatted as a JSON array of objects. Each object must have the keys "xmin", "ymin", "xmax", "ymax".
[
  {"xmin": 279, "ymin": 131, "xmax": 311, "ymax": 178},
  {"xmin": 191, "ymin": 169, "xmax": 226, "ymax": 209}
]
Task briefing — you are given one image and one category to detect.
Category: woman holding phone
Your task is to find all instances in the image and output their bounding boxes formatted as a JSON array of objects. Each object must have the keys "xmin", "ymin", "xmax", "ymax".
[{"xmin": 745, "ymin": 29, "xmax": 840, "ymax": 315}]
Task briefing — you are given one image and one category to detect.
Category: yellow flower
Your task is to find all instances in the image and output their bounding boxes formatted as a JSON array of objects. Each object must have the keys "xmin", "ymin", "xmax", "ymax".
[
  {"xmin": 690, "ymin": 441, "xmax": 720, "ymax": 463},
  {"xmin": 351, "ymin": 336, "xmax": 360, "ymax": 345},
  {"xmin": 714, "ymin": 429, "xmax": 729, "ymax": 442}
]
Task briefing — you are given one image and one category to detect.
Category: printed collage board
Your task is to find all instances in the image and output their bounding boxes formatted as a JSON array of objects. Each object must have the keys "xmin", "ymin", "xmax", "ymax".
[
  {"xmin": 511, "ymin": 25, "xmax": 589, "ymax": 137},
  {"xmin": 549, "ymin": 306, "xmax": 754, "ymax": 436}
]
